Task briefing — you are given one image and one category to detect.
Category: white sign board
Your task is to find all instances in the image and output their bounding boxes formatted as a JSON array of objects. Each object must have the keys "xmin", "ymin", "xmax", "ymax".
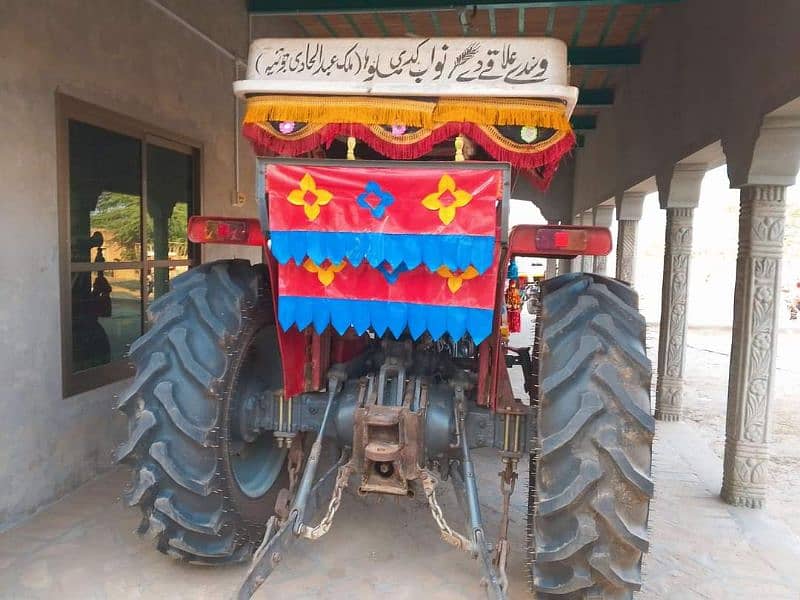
[{"xmin": 234, "ymin": 38, "xmax": 577, "ymax": 113}]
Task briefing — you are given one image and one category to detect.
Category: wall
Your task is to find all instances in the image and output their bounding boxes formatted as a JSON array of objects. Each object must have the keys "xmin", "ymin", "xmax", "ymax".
[
  {"xmin": 0, "ymin": 0, "xmax": 258, "ymax": 529},
  {"xmin": 574, "ymin": 0, "xmax": 800, "ymax": 212}
]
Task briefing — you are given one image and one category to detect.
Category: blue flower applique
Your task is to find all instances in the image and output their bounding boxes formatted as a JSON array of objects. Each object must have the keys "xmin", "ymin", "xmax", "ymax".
[{"xmin": 356, "ymin": 181, "xmax": 395, "ymax": 219}]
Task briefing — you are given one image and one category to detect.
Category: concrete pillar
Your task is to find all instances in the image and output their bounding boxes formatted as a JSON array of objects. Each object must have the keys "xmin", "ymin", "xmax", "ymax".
[
  {"xmin": 556, "ymin": 258, "xmax": 572, "ymax": 276},
  {"xmin": 580, "ymin": 210, "xmax": 594, "ymax": 272},
  {"xmin": 720, "ymin": 116, "xmax": 800, "ymax": 508},
  {"xmin": 545, "ymin": 259, "xmax": 557, "ymax": 279},
  {"xmin": 720, "ymin": 185, "xmax": 786, "ymax": 507},
  {"xmin": 592, "ymin": 205, "xmax": 614, "ymax": 275},
  {"xmin": 614, "ymin": 191, "xmax": 646, "ymax": 284},
  {"xmin": 654, "ymin": 164, "xmax": 706, "ymax": 421}
]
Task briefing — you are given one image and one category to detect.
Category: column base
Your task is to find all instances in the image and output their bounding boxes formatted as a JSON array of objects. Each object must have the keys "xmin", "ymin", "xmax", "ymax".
[
  {"xmin": 720, "ymin": 488, "xmax": 765, "ymax": 509},
  {"xmin": 654, "ymin": 409, "xmax": 681, "ymax": 422},
  {"xmin": 655, "ymin": 378, "xmax": 683, "ymax": 422},
  {"xmin": 721, "ymin": 438, "xmax": 768, "ymax": 509}
]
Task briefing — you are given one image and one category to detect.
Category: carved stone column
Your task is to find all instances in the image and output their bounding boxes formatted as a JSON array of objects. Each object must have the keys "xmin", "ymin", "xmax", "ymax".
[
  {"xmin": 615, "ymin": 191, "xmax": 646, "ymax": 285},
  {"xmin": 655, "ymin": 207, "xmax": 694, "ymax": 420},
  {"xmin": 654, "ymin": 163, "xmax": 705, "ymax": 421},
  {"xmin": 721, "ymin": 185, "xmax": 786, "ymax": 508},
  {"xmin": 592, "ymin": 205, "xmax": 614, "ymax": 275}
]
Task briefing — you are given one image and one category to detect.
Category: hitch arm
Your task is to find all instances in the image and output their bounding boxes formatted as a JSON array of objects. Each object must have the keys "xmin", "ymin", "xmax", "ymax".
[{"xmin": 234, "ymin": 374, "xmax": 343, "ymax": 600}]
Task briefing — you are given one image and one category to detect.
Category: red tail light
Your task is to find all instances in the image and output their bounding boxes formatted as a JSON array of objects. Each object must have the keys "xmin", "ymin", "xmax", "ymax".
[
  {"xmin": 509, "ymin": 225, "xmax": 612, "ymax": 258},
  {"xmin": 187, "ymin": 217, "xmax": 264, "ymax": 246}
]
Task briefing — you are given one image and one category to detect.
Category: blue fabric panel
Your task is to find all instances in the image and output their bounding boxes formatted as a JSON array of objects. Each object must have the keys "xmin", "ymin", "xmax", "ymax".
[
  {"xmin": 270, "ymin": 231, "xmax": 495, "ymax": 274},
  {"xmin": 277, "ymin": 297, "xmax": 494, "ymax": 344}
]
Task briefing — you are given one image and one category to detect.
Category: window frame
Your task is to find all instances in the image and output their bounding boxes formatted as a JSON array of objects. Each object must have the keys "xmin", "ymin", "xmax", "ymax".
[{"xmin": 56, "ymin": 94, "xmax": 203, "ymax": 397}]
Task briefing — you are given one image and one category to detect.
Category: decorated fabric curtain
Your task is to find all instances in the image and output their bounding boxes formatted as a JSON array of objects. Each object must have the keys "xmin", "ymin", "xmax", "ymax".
[
  {"xmin": 267, "ymin": 163, "xmax": 504, "ymax": 343},
  {"xmin": 244, "ymin": 96, "xmax": 575, "ymax": 189}
]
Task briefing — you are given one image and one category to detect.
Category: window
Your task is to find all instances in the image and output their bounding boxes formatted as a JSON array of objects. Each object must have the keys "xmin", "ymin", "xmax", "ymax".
[{"xmin": 58, "ymin": 97, "xmax": 200, "ymax": 396}]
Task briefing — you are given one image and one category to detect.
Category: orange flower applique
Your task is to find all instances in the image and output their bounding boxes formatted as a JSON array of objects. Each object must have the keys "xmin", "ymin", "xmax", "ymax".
[
  {"xmin": 303, "ymin": 259, "xmax": 346, "ymax": 286},
  {"xmin": 436, "ymin": 265, "xmax": 479, "ymax": 293},
  {"xmin": 422, "ymin": 174, "xmax": 473, "ymax": 225},
  {"xmin": 287, "ymin": 173, "xmax": 333, "ymax": 221}
]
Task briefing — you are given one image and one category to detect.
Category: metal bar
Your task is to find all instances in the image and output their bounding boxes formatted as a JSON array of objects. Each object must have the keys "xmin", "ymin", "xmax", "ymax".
[
  {"xmin": 597, "ymin": 4, "xmax": 618, "ymax": 45},
  {"xmin": 249, "ymin": 0, "xmax": 681, "ymax": 16},
  {"xmin": 488, "ymin": 7, "xmax": 497, "ymax": 35},
  {"xmin": 568, "ymin": 45, "xmax": 640, "ymax": 66},
  {"xmin": 291, "ymin": 381, "xmax": 339, "ymax": 529},
  {"xmin": 455, "ymin": 393, "xmax": 505, "ymax": 599},
  {"xmin": 544, "ymin": 7, "xmax": 556, "ymax": 35},
  {"xmin": 570, "ymin": 6, "xmax": 586, "ymax": 46},
  {"xmin": 517, "ymin": 7, "xmax": 525, "ymax": 34},
  {"xmin": 343, "ymin": 14, "xmax": 364, "ymax": 36}
]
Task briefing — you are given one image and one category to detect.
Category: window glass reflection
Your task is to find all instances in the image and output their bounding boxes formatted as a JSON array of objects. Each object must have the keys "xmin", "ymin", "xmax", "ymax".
[{"xmin": 71, "ymin": 269, "xmax": 142, "ymax": 372}]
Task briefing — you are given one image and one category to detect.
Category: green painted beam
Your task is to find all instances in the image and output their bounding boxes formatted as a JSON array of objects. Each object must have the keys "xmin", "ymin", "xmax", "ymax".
[
  {"xmin": 343, "ymin": 14, "xmax": 364, "ymax": 36},
  {"xmin": 249, "ymin": 1, "xmax": 681, "ymax": 14},
  {"xmin": 544, "ymin": 7, "xmax": 556, "ymax": 35},
  {"xmin": 597, "ymin": 4, "xmax": 618, "ymax": 45},
  {"xmin": 401, "ymin": 13, "xmax": 416, "ymax": 35},
  {"xmin": 315, "ymin": 14, "xmax": 338, "ymax": 36},
  {"xmin": 570, "ymin": 6, "xmax": 587, "ymax": 46},
  {"xmin": 570, "ymin": 115, "xmax": 597, "ymax": 130},
  {"xmin": 568, "ymin": 45, "xmax": 640, "ymax": 66},
  {"xmin": 372, "ymin": 13, "xmax": 389, "ymax": 36},
  {"xmin": 430, "ymin": 11, "xmax": 443, "ymax": 35},
  {"xmin": 578, "ymin": 88, "xmax": 614, "ymax": 105}
]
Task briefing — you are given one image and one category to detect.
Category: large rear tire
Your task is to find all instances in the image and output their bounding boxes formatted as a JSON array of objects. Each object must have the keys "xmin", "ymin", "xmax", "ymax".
[
  {"xmin": 528, "ymin": 273, "xmax": 654, "ymax": 598},
  {"xmin": 115, "ymin": 259, "xmax": 289, "ymax": 563}
]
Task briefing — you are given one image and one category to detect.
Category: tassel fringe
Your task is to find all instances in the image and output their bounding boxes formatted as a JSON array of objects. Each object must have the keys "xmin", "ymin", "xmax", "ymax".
[{"xmin": 244, "ymin": 95, "xmax": 436, "ymax": 128}]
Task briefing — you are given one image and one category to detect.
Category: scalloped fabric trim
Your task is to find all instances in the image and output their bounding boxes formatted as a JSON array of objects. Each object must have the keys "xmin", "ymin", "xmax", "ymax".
[
  {"xmin": 270, "ymin": 231, "xmax": 496, "ymax": 274},
  {"xmin": 277, "ymin": 296, "xmax": 493, "ymax": 343}
]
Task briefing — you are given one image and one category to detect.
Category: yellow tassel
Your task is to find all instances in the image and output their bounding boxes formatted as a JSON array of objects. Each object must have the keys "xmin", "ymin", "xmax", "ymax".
[
  {"xmin": 245, "ymin": 95, "xmax": 436, "ymax": 128},
  {"xmin": 433, "ymin": 97, "xmax": 571, "ymax": 130}
]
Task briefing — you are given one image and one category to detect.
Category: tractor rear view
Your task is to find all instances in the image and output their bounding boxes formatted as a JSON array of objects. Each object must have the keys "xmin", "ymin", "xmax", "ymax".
[{"xmin": 115, "ymin": 36, "xmax": 653, "ymax": 599}]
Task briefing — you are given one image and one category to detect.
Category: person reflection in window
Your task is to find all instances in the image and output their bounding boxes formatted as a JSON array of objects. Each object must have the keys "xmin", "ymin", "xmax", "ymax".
[{"xmin": 72, "ymin": 232, "xmax": 111, "ymax": 371}]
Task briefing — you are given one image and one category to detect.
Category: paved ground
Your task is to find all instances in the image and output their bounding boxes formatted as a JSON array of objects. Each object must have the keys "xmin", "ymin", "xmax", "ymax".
[{"xmin": 2, "ymin": 323, "xmax": 800, "ymax": 599}]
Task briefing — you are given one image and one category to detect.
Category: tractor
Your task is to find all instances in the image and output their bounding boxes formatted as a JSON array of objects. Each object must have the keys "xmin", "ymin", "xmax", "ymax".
[{"xmin": 115, "ymin": 36, "xmax": 653, "ymax": 599}]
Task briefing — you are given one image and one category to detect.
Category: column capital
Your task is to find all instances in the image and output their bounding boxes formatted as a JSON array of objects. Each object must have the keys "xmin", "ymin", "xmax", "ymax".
[
  {"xmin": 593, "ymin": 204, "xmax": 615, "ymax": 228},
  {"xmin": 657, "ymin": 162, "xmax": 707, "ymax": 210},
  {"xmin": 724, "ymin": 116, "xmax": 800, "ymax": 188},
  {"xmin": 615, "ymin": 191, "xmax": 646, "ymax": 221}
]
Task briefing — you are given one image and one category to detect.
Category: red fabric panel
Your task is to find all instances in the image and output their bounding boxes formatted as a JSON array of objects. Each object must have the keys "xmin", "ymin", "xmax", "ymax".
[
  {"xmin": 267, "ymin": 164, "xmax": 502, "ymax": 235},
  {"xmin": 278, "ymin": 260, "xmax": 498, "ymax": 310}
]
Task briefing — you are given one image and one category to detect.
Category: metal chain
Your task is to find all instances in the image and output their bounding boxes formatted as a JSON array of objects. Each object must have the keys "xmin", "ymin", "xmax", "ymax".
[
  {"xmin": 493, "ymin": 459, "xmax": 517, "ymax": 593},
  {"xmin": 298, "ymin": 462, "xmax": 353, "ymax": 540},
  {"xmin": 420, "ymin": 470, "xmax": 474, "ymax": 553}
]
